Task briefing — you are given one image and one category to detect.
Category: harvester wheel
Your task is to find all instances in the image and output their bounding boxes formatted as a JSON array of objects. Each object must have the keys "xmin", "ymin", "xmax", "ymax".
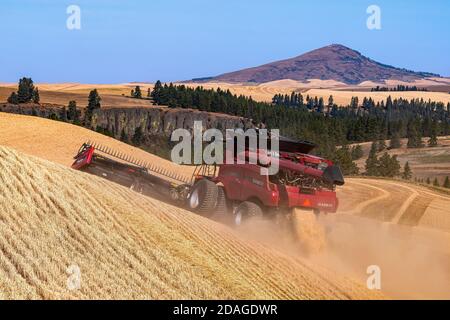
[
  {"xmin": 187, "ymin": 179, "xmax": 218, "ymax": 216},
  {"xmin": 234, "ymin": 201, "xmax": 263, "ymax": 226},
  {"xmin": 215, "ymin": 187, "xmax": 228, "ymax": 216},
  {"xmin": 291, "ymin": 208, "xmax": 327, "ymax": 255}
]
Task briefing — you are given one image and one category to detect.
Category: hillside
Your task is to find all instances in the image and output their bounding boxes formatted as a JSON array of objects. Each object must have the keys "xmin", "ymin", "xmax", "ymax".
[
  {"xmin": 0, "ymin": 146, "xmax": 384, "ymax": 299},
  {"xmin": 0, "ymin": 112, "xmax": 194, "ymax": 179},
  {"xmin": 351, "ymin": 136, "xmax": 450, "ymax": 185},
  {"xmin": 1, "ymin": 113, "xmax": 449, "ymax": 298},
  {"xmin": 208, "ymin": 44, "xmax": 440, "ymax": 84}
]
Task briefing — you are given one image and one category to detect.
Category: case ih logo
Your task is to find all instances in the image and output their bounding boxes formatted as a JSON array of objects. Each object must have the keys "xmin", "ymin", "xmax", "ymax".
[{"xmin": 318, "ymin": 202, "xmax": 333, "ymax": 208}]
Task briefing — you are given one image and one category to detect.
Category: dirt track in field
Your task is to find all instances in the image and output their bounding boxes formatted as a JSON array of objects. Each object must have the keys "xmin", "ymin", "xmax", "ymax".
[{"xmin": 324, "ymin": 178, "xmax": 450, "ymax": 299}]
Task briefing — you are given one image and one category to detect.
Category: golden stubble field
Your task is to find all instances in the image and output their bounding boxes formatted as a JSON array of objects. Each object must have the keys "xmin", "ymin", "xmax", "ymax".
[
  {"xmin": 1, "ymin": 113, "xmax": 450, "ymax": 299},
  {"xmin": 2, "ymin": 78, "xmax": 450, "ymax": 108},
  {"xmin": 0, "ymin": 145, "xmax": 386, "ymax": 299}
]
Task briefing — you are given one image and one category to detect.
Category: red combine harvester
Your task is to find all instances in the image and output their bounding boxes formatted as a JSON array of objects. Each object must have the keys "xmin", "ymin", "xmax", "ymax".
[{"xmin": 72, "ymin": 137, "xmax": 344, "ymax": 228}]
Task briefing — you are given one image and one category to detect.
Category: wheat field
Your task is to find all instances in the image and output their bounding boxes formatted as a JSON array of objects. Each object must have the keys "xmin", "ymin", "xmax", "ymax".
[
  {"xmin": 2, "ymin": 113, "xmax": 449, "ymax": 299},
  {"xmin": 0, "ymin": 146, "xmax": 383, "ymax": 299},
  {"xmin": 3, "ymin": 79, "xmax": 450, "ymax": 108}
]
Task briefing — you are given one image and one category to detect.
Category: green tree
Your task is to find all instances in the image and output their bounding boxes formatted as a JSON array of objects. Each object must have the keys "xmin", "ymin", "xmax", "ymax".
[
  {"xmin": 84, "ymin": 89, "xmax": 101, "ymax": 126},
  {"xmin": 132, "ymin": 86, "xmax": 142, "ymax": 99},
  {"xmin": 365, "ymin": 142, "xmax": 379, "ymax": 176},
  {"xmin": 151, "ymin": 80, "xmax": 163, "ymax": 103},
  {"xmin": 378, "ymin": 138, "xmax": 387, "ymax": 152},
  {"xmin": 426, "ymin": 177, "xmax": 431, "ymax": 184},
  {"xmin": 378, "ymin": 153, "xmax": 400, "ymax": 177},
  {"xmin": 17, "ymin": 77, "xmax": 35, "ymax": 103},
  {"xmin": 428, "ymin": 125, "xmax": 438, "ymax": 147},
  {"xmin": 443, "ymin": 176, "xmax": 450, "ymax": 189},
  {"xmin": 7, "ymin": 92, "xmax": 19, "ymax": 104},
  {"xmin": 402, "ymin": 161, "xmax": 412, "ymax": 180},
  {"xmin": 334, "ymin": 146, "xmax": 359, "ymax": 175},
  {"xmin": 132, "ymin": 126, "xmax": 144, "ymax": 145},
  {"xmin": 32, "ymin": 88, "xmax": 40, "ymax": 103},
  {"xmin": 60, "ymin": 106, "xmax": 68, "ymax": 122},
  {"xmin": 407, "ymin": 120, "xmax": 424, "ymax": 148},
  {"xmin": 351, "ymin": 145, "xmax": 364, "ymax": 160},
  {"xmin": 67, "ymin": 100, "xmax": 79, "ymax": 122},
  {"xmin": 389, "ymin": 132, "xmax": 401, "ymax": 149},
  {"xmin": 433, "ymin": 177, "xmax": 440, "ymax": 187}
]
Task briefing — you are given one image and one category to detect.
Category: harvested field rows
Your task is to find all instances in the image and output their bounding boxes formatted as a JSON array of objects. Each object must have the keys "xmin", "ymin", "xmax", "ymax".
[{"xmin": 0, "ymin": 146, "xmax": 382, "ymax": 299}]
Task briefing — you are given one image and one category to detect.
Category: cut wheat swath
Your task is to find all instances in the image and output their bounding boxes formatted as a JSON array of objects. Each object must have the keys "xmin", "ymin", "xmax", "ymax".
[{"xmin": 0, "ymin": 146, "xmax": 383, "ymax": 299}]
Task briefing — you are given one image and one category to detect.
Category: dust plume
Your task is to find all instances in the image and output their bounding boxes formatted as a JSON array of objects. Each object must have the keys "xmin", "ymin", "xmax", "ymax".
[{"xmin": 235, "ymin": 212, "xmax": 450, "ymax": 299}]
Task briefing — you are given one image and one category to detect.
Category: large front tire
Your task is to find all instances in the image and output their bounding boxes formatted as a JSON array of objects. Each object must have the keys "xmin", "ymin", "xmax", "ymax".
[
  {"xmin": 188, "ymin": 179, "xmax": 218, "ymax": 216},
  {"xmin": 234, "ymin": 201, "xmax": 263, "ymax": 226}
]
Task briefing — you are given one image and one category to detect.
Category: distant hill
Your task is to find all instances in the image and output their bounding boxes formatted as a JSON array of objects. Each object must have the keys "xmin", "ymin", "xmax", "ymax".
[{"xmin": 205, "ymin": 44, "xmax": 440, "ymax": 84}]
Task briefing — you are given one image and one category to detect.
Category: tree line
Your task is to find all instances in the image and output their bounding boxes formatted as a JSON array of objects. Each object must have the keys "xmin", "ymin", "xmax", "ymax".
[
  {"xmin": 371, "ymin": 85, "xmax": 428, "ymax": 92},
  {"xmin": 150, "ymin": 81, "xmax": 450, "ymax": 159},
  {"xmin": 6, "ymin": 78, "xmax": 450, "ymax": 180}
]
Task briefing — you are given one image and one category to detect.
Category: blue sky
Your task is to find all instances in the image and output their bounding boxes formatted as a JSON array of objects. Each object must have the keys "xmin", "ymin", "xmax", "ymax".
[{"xmin": 1, "ymin": 0, "xmax": 449, "ymax": 83}]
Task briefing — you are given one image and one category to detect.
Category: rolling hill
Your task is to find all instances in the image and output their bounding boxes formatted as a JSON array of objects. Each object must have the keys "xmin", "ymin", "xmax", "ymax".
[{"xmin": 206, "ymin": 44, "xmax": 440, "ymax": 84}]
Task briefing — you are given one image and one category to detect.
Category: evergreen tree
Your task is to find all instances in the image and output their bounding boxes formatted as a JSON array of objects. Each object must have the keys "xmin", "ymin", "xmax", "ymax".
[
  {"xmin": 328, "ymin": 95, "xmax": 334, "ymax": 108},
  {"xmin": 428, "ymin": 124, "xmax": 438, "ymax": 147},
  {"xmin": 402, "ymin": 161, "xmax": 412, "ymax": 180},
  {"xmin": 17, "ymin": 77, "xmax": 35, "ymax": 103},
  {"xmin": 7, "ymin": 92, "xmax": 19, "ymax": 104},
  {"xmin": 407, "ymin": 120, "xmax": 424, "ymax": 148},
  {"xmin": 426, "ymin": 177, "xmax": 431, "ymax": 184},
  {"xmin": 151, "ymin": 80, "xmax": 163, "ymax": 103},
  {"xmin": 32, "ymin": 88, "xmax": 40, "ymax": 104},
  {"xmin": 351, "ymin": 145, "xmax": 364, "ymax": 160},
  {"xmin": 84, "ymin": 89, "xmax": 101, "ymax": 126},
  {"xmin": 334, "ymin": 146, "xmax": 359, "ymax": 175},
  {"xmin": 132, "ymin": 126, "xmax": 144, "ymax": 145},
  {"xmin": 389, "ymin": 132, "xmax": 401, "ymax": 149},
  {"xmin": 60, "ymin": 107, "xmax": 68, "ymax": 122},
  {"xmin": 443, "ymin": 176, "xmax": 450, "ymax": 189},
  {"xmin": 67, "ymin": 100, "xmax": 79, "ymax": 122},
  {"xmin": 132, "ymin": 86, "xmax": 142, "ymax": 99},
  {"xmin": 365, "ymin": 142, "xmax": 379, "ymax": 176},
  {"xmin": 377, "ymin": 138, "xmax": 387, "ymax": 152},
  {"xmin": 378, "ymin": 153, "xmax": 401, "ymax": 177},
  {"xmin": 433, "ymin": 177, "xmax": 440, "ymax": 187}
]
